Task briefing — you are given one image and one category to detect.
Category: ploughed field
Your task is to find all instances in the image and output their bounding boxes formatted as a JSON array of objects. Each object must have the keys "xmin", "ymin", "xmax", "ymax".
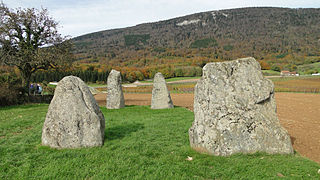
[{"xmin": 95, "ymin": 92, "xmax": 320, "ymax": 163}]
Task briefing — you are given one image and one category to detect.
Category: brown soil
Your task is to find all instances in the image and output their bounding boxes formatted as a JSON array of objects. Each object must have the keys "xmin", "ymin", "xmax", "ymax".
[{"xmin": 94, "ymin": 92, "xmax": 320, "ymax": 163}]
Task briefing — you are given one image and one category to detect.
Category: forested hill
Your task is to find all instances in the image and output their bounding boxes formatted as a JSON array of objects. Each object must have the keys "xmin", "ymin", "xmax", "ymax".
[{"xmin": 72, "ymin": 7, "xmax": 320, "ymax": 69}]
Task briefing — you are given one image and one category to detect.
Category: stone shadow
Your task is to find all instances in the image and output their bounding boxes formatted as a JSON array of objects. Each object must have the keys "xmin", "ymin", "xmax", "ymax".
[
  {"xmin": 105, "ymin": 123, "xmax": 144, "ymax": 141},
  {"xmin": 290, "ymin": 136, "xmax": 296, "ymax": 145}
]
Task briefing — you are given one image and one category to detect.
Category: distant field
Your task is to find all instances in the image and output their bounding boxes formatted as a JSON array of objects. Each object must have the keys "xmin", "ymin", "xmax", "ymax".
[
  {"xmin": 270, "ymin": 76, "xmax": 320, "ymax": 93},
  {"xmin": 58, "ymin": 75, "xmax": 320, "ymax": 94},
  {"xmin": 87, "ymin": 83, "xmax": 107, "ymax": 87},
  {"xmin": 139, "ymin": 76, "xmax": 201, "ymax": 83},
  {"xmin": 122, "ymin": 76, "xmax": 320, "ymax": 94},
  {"xmin": 1, "ymin": 104, "xmax": 319, "ymax": 179},
  {"xmin": 262, "ymin": 70, "xmax": 280, "ymax": 76}
]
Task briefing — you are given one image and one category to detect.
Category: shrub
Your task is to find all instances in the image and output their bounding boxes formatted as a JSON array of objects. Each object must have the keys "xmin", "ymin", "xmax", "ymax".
[
  {"xmin": 271, "ymin": 65, "xmax": 281, "ymax": 72},
  {"xmin": 259, "ymin": 61, "xmax": 271, "ymax": 70},
  {"xmin": 305, "ymin": 69, "xmax": 318, "ymax": 74},
  {"xmin": 223, "ymin": 45, "xmax": 234, "ymax": 51},
  {"xmin": 0, "ymin": 74, "xmax": 25, "ymax": 106},
  {"xmin": 190, "ymin": 38, "xmax": 218, "ymax": 48},
  {"xmin": 275, "ymin": 53, "xmax": 288, "ymax": 59}
]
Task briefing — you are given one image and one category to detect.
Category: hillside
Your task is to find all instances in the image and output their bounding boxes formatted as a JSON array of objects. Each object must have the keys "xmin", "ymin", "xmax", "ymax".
[{"xmin": 72, "ymin": 7, "xmax": 320, "ymax": 67}]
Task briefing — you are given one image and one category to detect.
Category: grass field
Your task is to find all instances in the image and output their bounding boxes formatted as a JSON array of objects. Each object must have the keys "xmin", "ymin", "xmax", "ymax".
[
  {"xmin": 122, "ymin": 76, "xmax": 320, "ymax": 94},
  {"xmin": 270, "ymin": 76, "xmax": 320, "ymax": 93},
  {"xmin": 297, "ymin": 62, "xmax": 320, "ymax": 75},
  {"xmin": 1, "ymin": 104, "xmax": 319, "ymax": 179},
  {"xmin": 123, "ymin": 83, "xmax": 195, "ymax": 94},
  {"xmin": 83, "ymin": 75, "xmax": 320, "ymax": 94},
  {"xmin": 138, "ymin": 76, "xmax": 201, "ymax": 83},
  {"xmin": 262, "ymin": 70, "xmax": 280, "ymax": 76}
]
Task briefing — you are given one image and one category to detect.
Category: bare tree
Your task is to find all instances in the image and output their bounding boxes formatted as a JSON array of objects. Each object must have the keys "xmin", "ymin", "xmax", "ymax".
[{"xmin": 0, "ymin": 3, "xmax": 73, "ymax": 94}]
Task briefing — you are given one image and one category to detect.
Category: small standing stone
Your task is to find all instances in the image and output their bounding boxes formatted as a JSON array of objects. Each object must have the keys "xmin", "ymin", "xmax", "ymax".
[
  {"xmin": 42, "ymin": 76, "xmax": 105, "ymax": 148},
  {"xmin": 151, "ymin": 72, "xmax": 174, "ymax": 109},
  {"xmin": 189, "ymin": 57, "xmax": 293, "ymax": 156},
  {"xmin": 106, "ymin": 69, "xmax": 125, "ymax": 109}
]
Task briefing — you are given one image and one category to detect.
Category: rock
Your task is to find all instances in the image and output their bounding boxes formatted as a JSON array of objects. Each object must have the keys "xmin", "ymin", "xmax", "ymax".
[
  {"xmin": 89, "ymin": 86, "xmax": 100, "ymax": 95},
  {"xmin": 151, "ymin": 72, "xmax": 174, "ymax": 109},
  {"xmin": 106, "ymin": 69, "xmax": 125, "ymax": 109},
  {"xmin": 42, "ymin": 76, "xmax": 105, "ymax": 148},
  {"xmin": 189, "ymin": 57, "xmax": 293, "ymax": 156}
]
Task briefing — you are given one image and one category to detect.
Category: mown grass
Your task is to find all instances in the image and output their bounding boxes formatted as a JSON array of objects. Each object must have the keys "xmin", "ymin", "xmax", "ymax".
[{"xmin": 1, "ymin": 104, "xmax": 320, "ymax": 179}]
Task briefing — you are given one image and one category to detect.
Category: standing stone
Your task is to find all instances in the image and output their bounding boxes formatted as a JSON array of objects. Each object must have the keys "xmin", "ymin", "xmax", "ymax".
[
  {"xmin": 106, "ymin": 69, "xmax": 125, "ymax": 109},
  {"xmin": 151, "ymin": 72, "xmax": 174, "ymax": 109},
  {"xmin": 189, "ymin": 57, "xmax": 293, "ymax": 156},
  {"xmin": 42, "ymin": 76, "xmax": 105, "ymax": 148}
]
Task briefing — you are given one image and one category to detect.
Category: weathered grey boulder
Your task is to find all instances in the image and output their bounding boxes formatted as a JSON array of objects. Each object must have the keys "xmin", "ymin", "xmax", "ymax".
[
  {"xmin": 189, "ymin": 57, "xmax": 293, "ymax": 156},
  {"xmin": 106, "ymin": 69, "xmax": 125, "ymax": 109},
  {"xmin": 42, "ymin": 76, "xmax": 105, "ymax": 148},
  {"xmin": 151, "ymin": 72, "xmax": 174, "ymax": 109}
]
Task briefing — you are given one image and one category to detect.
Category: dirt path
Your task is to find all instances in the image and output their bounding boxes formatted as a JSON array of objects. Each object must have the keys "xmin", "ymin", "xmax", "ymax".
[{"xmin": 94, "ymin": 92, "xmax": 320, "ymax": 163}]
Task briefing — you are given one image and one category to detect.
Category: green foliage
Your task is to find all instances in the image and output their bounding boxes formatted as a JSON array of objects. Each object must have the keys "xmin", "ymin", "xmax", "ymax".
[
  {"xmin": 153, "ymin": 47, "xmax": 166, "ymax": 53},
  {"xmin": 0, "ymin": 73, "xmax": 24, "ymax": 106},
  {"xmin": 0, "ymin": 3, "xmax": 73, "ymax": 93},
  {"xmin": 275, "ymin": 53, "xmax": 288, "ymax": 59},
  {"xmin": 271, "ymin": 65, "xmax": 281, "ymax": 72},
  {"xmin": 31, "ymin": 70, "xmax": 110, "ymax": 84},
  {"xmin": 135, "ymin": 71, "xmax": 144, "ymax": 81},
  {"xmin": 190, "ymin": 38, "xmax": 218, "ymax": 48},
  {"xmin": 0, "ymin": 105, "xmax": 319, "ymax": 179},
  {"xmin": 305, "ymin": 69, "xmax": 318, "ymax": 75},
  {"xmin": 72, "ymin": 7, "xmax": 320, "ymax": 69},
  {"xmin": 223, "ymin": 45, "xmax": 234, "ymax": 51},
  {"xmin": 73, "ymin": 41, "xmax": 93, "ymax": 49},
  {"xmin": 124, "ymin": 34, "xmax": 150, "ymax": 46},
  {"xmin": 297, "ymin": 62, "xmax": 320, "ymax": 75},
  {"xmin": 174, "ymin": 68, "xmax": 184, "ymax": 77},
  {"xmin": 283, "ymin": 64, "xmax": 297, "ymax": 72}
]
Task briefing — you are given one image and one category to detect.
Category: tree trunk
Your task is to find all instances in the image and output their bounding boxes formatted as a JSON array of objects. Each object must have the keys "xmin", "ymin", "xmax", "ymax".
[{"xmin": 21, "ymin": 71, "xmax": 32, "ymax": 96}]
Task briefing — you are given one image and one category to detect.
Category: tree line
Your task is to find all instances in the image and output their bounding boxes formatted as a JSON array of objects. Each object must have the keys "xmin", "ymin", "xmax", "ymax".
[{"xmin": 30, "ymin": 65, "xmax": 203, "ymax": 83}]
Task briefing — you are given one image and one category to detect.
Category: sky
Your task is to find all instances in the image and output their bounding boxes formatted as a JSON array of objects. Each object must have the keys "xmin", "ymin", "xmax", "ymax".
[{"xmin": 3, "ymin": 0, "xmax": 320, "ymax": 38}]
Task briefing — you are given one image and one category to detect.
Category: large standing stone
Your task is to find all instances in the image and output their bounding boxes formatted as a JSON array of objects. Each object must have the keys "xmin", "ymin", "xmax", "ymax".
[
  {"xmin": 189, "ymin": 57, "xmax": 293, "ymax": 156},
  {"xmin": 151, "ymin": 72, "xmax": 174, "ymax": 109},
  {"xmin": 42, "ymin": 76, "xmax": 105, "ymax": 148},
  {"xmin": 106, "ymin": 69, "xmax": 125, "ymax": 109}
]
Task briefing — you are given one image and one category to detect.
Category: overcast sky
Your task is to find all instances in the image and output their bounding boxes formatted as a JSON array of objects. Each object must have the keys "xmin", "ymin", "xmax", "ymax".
[{"xmin": 4, "ymin": 0, "xmax": 320, "ymax": 38}]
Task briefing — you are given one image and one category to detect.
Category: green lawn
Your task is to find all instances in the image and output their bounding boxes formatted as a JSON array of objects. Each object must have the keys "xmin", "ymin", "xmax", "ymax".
[{"xmin": 0, "ymin": 104, "xmax": 319, "ymax": 179}]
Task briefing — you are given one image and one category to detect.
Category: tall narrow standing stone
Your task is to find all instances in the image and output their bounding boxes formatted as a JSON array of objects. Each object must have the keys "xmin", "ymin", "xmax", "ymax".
[
  {"xmin": 151, "ymin": 72, "xmax": 174, "ymax": 109},
  {"xmin": 42, "ymin": 76, "xmax": 105, "ymax": 148},
  {"xmin": 106, "ymin": 69, "xmax": 125, "ymax": 109},
  {"xmin": 189, "ymin": 57, "xmax": 293, "ymax": 156}
]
